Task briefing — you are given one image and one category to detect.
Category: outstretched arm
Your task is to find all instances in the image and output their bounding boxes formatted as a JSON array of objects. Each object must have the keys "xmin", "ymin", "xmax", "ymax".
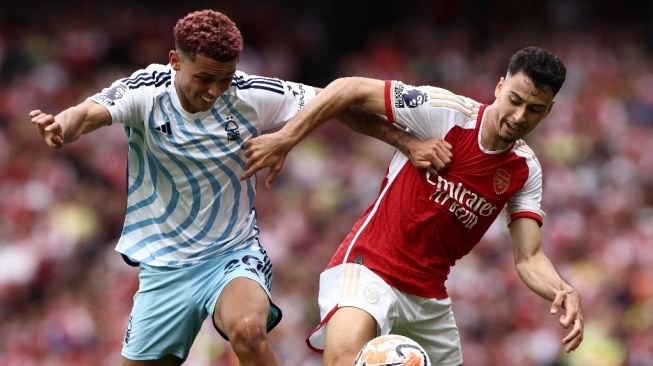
[
  {"xmin": 509, "ymin": 218, "xmax": 584, "ymax": 352},
  {"xmin": 240, "ymin": 77, "xmax": 383, "ymax": 186},
  {"xmin": 29, "ymin": 99, "xmax": 112, "ymax": 148},
  {"xmin": 262, "ymin": 77, "xmax": 388, "ymax": 147},
  {"xmin": 241, "ymin": 77, "xmax": 451, "ymax": 186}
]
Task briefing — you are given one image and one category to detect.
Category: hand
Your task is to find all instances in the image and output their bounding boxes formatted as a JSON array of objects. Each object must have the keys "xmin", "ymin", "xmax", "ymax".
[
  {"xmin": 240, "ymin": 131, "xmax": 294, "ymax": 187},
  {"xmin": 29, "ymin": 110, "xmax": 64, "ymax": 148},
  {"xmin": 550, "ymin": 288, "xmax": 584, "ymax": 352},
  {"xmin": 406, "ymin": 137, "xmax": 452, "ymax": 172}
]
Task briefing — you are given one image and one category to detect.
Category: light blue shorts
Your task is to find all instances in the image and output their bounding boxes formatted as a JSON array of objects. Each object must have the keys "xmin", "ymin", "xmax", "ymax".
[{"xmin": 121, "ymin": 248, "xmax": 282, "ymax": 362}]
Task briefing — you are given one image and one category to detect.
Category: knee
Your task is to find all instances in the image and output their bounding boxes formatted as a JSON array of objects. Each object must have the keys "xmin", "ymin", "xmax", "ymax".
[{"xmin": 225, "ymin": 315, "xmax": 268, "ymax": 353}]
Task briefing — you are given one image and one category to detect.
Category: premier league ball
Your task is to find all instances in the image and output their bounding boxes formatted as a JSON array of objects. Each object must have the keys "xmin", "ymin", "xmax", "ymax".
[{"xmin": 354, "ymin": 334, "xmax": 431, "ymax": 366}]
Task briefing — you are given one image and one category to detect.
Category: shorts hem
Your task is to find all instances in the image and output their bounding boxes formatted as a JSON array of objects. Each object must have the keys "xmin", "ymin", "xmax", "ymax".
[
  {"xmin": 439, "ymin": 358, "xmax": 463, "ymax": 366},
  {"xmin": 121, "ymin": 350, "xmax": 185, "ymax": 362}
]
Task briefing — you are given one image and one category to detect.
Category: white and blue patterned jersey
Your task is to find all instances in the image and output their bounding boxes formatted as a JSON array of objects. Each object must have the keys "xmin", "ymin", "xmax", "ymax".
[{"xmin": 89, "ymin": 64, "xmax": 316, "ymax": 268}]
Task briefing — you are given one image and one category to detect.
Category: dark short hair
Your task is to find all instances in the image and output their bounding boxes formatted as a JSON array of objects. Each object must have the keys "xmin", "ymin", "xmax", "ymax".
[
  {"xmin": 508, "ymin": 46, "xmax": 566, "ymax": 96},
  {"xmin": 173, "ymin": 9, "xmax": 243, "ymax": 62}
]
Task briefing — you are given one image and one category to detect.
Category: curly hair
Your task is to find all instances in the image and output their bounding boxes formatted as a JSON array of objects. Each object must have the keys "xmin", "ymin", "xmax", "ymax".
[
  {"xmin": 173, "ymin": 9, "xmax": 243, "ymax": 62},
  {"xmin": 508, "ymin": 46, "xmax": 566, "ymax": 96}
]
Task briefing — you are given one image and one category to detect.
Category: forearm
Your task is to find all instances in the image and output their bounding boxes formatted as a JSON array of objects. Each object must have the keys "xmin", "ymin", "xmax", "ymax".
[
  {"xmin": 515, "ymin": 251, "xmax": 575, "ymax": 302},
  {"xmin": 239, "ymin": 77, "xmax": 390, "ymax": 184},
  {"xmin": 337, "ymin": 106, "xmax": 417, "ymax": 155},
  {"xmin": 55, "ymin": 107, "xmax": 85, "ymax": 144},
  {"xmin": 279, "ymin": 77, "xmax": 384, "ymax": 148},
  {"xmin": 510, "ymin": 219, "xmax": 584, "ymax": 351},
  {"xmin": 57, "ymin": 103, "xmax": 111, "ymax": 144}
]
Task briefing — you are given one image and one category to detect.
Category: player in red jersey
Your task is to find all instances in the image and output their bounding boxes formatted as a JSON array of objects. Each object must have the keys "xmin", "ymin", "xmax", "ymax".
[{"xmin": 241, "ymin": 46, "xmax": 584, "ymax": 366}]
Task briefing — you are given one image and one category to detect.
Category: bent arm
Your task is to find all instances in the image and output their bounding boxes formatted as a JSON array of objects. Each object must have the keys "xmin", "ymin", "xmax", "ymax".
[
  {"xmin": 338, "ymin": 106, "xmax": 413, "ymax": 151},
  {"xmin": 241, "ymin": 77, "xmax": 449, "ymax": 185},
  {"xmin": 510, "ymin": 218, "xmax": 571, "ymax": 299},
  {"xmin": 510, "ymin": 218, "xmax": 584, "ymax": 352},
  {"xmin": 30, "ymin": 100, "xmax": 112, "ymax": 148},
  {"xmin": 269, "ymin": 77, "xmax": 386, "ymax": 150},
  {"xmin": 312, "ymin": 78, "xmax": 452, "ymax": 168},
  {"xmin": 337, "ymin": 106, "xmax": 452, "ymax": 171},
  {"xmin": 241, "ymin": 77, "xmax": 451, "ymax": 185}
]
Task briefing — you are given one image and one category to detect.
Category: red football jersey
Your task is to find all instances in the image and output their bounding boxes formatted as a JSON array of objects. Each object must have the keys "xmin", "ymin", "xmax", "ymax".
[{"xmin": 326, "ymin": 80, "xmax": 545, "ymax": 298}]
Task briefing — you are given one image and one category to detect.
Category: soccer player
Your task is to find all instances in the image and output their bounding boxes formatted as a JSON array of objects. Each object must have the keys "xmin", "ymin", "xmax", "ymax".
[
  {"xmin": 241, "ymin": 46, "xmax": 585, "ymax": 365},
  {"xmin": 29, "ymin": 9, "xmax": 452, "ymax": 366}
]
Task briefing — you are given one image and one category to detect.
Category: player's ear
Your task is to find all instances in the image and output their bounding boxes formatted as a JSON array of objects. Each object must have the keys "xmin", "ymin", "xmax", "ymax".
[
  {"xmin": 544, "ymin": 100, "xmax": 555, "ymax": 118},
  {"xmin": 170, "ymin": 50, "xmax": 180, "ymax": 71},
  {"xmin": 494, "ymin": 77, "xmax": 505, "ymax": 98}
]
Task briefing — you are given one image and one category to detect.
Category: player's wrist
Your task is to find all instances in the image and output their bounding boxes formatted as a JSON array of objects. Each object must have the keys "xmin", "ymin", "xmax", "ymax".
[
  {"xmin": 394, "ymin": 132, "xmax": 416, "ymax": 154},
  {"xmin": 277, "ymin": 128, "xmax": 301, "ymax": 151}
]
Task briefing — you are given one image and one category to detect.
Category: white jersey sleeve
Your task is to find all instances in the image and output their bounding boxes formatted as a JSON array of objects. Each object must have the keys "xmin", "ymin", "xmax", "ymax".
[
  {"xmin": 385, "ymin": 80, "xmax": 480, "ymax": 140},
  {"xmin": 88, "ymin": 63, "xmax": 170, "ymax": 128},
  {"xmin": 505, "ymin": 141, "xmax": 545, "ymax": 225},
  {"xmin": 229, "ymin": 71, "xmax": 316, "ymax": 133}
]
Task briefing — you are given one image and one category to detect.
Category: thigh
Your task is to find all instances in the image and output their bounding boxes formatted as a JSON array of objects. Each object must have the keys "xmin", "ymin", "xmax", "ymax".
[
  {"xmin": 307, "ymin": 263, "xmax": 399, "ymax": 352},
  {"xmin": 213, "ymin": 276, "xmax": 271, "ymax": 335},
  {"xmin": 323, "ymin": 306, "xmax": 377, "ymax": 365},
  {"xmin": 207, "ymin": 249, "xmax": 281, "ymax": 339},
  {"xmin": 122, "ymin": 266, "xmax": 204, "ymax": 362}
]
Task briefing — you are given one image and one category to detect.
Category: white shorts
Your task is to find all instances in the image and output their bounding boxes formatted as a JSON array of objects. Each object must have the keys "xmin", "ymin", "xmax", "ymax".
[{"xmin": 307, "ymin": 263, "xmax": 462, "ymax": 366}]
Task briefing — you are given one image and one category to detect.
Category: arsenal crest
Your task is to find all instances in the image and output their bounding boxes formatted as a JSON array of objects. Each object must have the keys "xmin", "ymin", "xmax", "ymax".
[{"xmin": 493, "ymin": 169, "xmax": 510, "ymax": 194}]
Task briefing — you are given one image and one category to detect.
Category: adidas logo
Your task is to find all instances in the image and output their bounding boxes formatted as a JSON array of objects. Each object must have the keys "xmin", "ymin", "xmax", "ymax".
[{"xmin": 155, "ymin": 121, "xmax": 172, "ymax": 135}]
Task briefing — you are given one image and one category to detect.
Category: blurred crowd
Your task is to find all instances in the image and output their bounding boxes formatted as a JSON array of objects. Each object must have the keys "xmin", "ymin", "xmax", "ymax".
[{"xmin": 0, "ymin": 1, "xmax": 652, "ymax": 365}]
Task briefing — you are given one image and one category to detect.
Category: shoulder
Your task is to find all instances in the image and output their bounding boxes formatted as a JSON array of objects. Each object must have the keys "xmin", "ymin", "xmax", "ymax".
[
  {"xmin": 426, "ymin": 86, "xmax": 481, "ymax": 117},
  {"xmin": 119, "ymin": 64, "xmax": 172, "ymax": 93},
  {"xmin": 391, "ymin": 81, "xmax": 481, "ymax": 116},
  {"xmin": 512, "ymin": 140, "xmax": 542, "ymax": 172},
  {"xmin": 227, "ymin": 70, "xmax": 286, "ymax": 96},
  {"xmin": 91, "ymin": 64, "xmax": 171, "ymax": 114},
  {"xmin": 225, "ymin": 71, "xmax": 317, "ymax": 111},
  {"xmin": 512, "ymin": 140, "xmax": 539, "ymax": 161}
]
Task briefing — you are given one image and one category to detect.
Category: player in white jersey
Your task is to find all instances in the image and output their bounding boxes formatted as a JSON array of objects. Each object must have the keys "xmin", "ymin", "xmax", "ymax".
[
  {"xmin": 28, "ymin": 9, "xmax": 453, "ymax": 366},
  {"xmin": 241, "ymin": 46, "xmax": 585, "ymax": 365}
]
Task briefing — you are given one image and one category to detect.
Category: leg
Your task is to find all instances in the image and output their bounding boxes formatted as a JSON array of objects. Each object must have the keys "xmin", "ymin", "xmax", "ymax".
[
  {"xmin": 213, "ymin": 277, "xmax": 277, "ymax": 366},
  {"xmin": 323, "ymin": 306, "xmax": 377, "ymax": 366},
  {"xmin": 120, "ymin": 354, "xmax": 182, "ymax": 366}
]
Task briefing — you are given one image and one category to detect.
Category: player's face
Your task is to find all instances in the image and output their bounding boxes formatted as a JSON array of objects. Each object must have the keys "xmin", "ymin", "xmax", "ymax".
[
  {"xmin": 488, "ymin": 71, "xmax": 554, "ymax": 149},
  {"xmin": 170, "ymin": 51, "xmax": 237, "ymax": 113}
]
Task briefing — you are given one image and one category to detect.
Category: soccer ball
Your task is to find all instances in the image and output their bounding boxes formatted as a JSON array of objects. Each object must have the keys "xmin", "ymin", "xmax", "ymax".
[{"xmin": 354, "ymin": 334, "xmax": 431, "ymax": 366}]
